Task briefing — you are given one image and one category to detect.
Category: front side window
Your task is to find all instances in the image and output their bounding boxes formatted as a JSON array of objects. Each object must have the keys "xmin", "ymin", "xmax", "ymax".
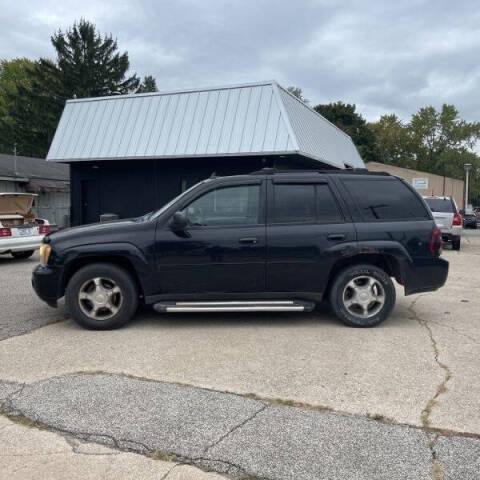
[{"xmin": 183, "ymin": 185, "xmax": 260, "ymax": 226}]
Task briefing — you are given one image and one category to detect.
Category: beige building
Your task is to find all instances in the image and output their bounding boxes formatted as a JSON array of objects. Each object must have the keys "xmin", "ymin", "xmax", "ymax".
[{"xmin": 366, "ymin": 162, "xmax": 465, "ymax": 209}]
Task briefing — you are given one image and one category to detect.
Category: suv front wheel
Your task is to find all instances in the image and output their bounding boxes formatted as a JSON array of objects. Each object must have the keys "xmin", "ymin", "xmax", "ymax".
[
  {"xmin": 329, "ymin": 264, "xmax": 396, "ymax": 327},
  {"xmin": 66, "ymin": 263, "xmax": 138, "ymax": 330}
]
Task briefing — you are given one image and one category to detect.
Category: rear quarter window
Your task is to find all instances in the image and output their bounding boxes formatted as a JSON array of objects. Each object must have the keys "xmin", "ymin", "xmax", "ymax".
[{"xmin": 343, "ymin": 178, "xmax": 430, "ymax": 221}]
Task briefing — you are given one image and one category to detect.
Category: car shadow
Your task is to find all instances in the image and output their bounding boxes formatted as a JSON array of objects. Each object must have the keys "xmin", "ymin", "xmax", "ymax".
[{"xmin": 0, "ymin": 254, "xmax": 38, "ymax": 265}]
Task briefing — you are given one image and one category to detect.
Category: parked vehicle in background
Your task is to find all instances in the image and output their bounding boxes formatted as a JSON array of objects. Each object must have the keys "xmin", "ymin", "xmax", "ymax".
[
  {"xmin": 474, "ymin": 207, "xmax": 480, "ymax": 223},
  {"xmin": 462, "ymin": 210, "xmax": 478, "ymax": 229},
  {"xmin": 33, "ymin": 169, "xmax": 448, "ymax": 330},
  {"xmin": 0, "ymin": 193, "xmax": 51, "ymax": 259},
  {"xmin": 423, "ymin": 196, "xmax": 462, "ymax": 250}
]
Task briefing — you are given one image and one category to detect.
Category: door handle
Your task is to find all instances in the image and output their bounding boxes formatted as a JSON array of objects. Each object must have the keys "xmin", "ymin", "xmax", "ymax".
[
  {"xmin": 327, "ymin": 233, "xmax": 346, "ymax": 241},
  {"xmin": 239, "ymin": 237, "xmax": 258, "ymax": 244}
]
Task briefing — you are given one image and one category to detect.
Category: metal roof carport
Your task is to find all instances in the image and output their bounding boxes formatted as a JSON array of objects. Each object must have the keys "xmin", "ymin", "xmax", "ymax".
[{"xmin": 46, "ymin": 81, "xmax": 364, "ymax": 225}]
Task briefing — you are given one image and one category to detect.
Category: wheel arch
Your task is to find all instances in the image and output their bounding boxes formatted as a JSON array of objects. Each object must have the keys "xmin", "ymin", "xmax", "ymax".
[
  {"xmin": 325, "ymin": 253, "xmax": 403, "ymax": 298},
  {"xmin": 61, "ymin": 255, "xmax": 145, "ymax": 301}
]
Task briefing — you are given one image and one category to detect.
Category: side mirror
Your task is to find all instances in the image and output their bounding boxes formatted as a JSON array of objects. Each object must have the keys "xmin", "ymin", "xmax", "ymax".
[{"xmin": 169, "ymin": 211, "xmax": 188, "ymax": 231}]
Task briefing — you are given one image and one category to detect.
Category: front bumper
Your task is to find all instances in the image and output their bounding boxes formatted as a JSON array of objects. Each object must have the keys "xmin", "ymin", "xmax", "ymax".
[
  {"xmin": 0, "ymin": 235, "xmax": 43, "ymax": 254},
  {"xmin": 403, "ymin": 257, "xmax": 449, "ymax": 295},
  {"xmin": 31, "ymin": 264, "xmax": 63, "ymax": 307}
]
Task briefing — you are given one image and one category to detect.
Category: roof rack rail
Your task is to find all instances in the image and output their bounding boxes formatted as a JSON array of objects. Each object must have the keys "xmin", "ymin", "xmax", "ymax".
[{"xmin": 249, "ymin": 167, "xmax": 390, "ymax": 176}]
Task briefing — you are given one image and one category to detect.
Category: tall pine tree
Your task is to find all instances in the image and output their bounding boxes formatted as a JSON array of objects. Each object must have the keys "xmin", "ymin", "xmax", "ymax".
[
  {"xmin": 4, "ymin": 19, "xmax": 140, "ymax": 157},
  {"xmin": 137, "ymin": 75, "xmax": 158, "ymax": 93}
]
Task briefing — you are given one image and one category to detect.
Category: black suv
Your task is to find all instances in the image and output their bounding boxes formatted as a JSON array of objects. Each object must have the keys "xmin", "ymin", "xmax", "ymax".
[{"xmin": 32, "ymin": 169, "xmax": 448, "ymax": 329}]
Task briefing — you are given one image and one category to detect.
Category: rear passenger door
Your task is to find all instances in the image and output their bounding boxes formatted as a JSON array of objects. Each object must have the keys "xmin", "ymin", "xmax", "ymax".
[{"xmin": 266, "ymin": 178, "xmax": 356, "ymax": 295}]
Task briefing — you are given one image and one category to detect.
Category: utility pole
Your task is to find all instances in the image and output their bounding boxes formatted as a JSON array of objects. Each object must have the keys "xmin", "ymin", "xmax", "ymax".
[
  {"xmin": 464, "ymin": 163, "xmax": 472, "ymax": 210},
  {"xmin": 13, "ymin": 142, "xmax": 18, "ymax": 176}
]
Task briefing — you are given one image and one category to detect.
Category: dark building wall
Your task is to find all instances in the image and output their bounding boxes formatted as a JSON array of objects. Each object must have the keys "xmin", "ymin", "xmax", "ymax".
[{"xmin": 70, "ymin": 155, "xmax": 330, "ymax": 225}]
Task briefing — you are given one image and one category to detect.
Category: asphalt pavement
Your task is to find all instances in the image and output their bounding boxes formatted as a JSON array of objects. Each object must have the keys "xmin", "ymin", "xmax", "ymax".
[
  {"xmin": 2, "ymin": 373, "xmax": 478, "ymax": 480},
  {"xmin": 0, "ymin": 252, "xmax": 68, "ymax": 341},
  {"xmin": 0, "ymin": 230, "xmax": 479, "ymax": 479}
]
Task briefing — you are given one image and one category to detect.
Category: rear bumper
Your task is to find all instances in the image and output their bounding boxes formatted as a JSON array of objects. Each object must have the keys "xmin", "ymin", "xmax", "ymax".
[
  {"xmin": 0, "ymin": 235, "xmax": 43, "ymax": 253},
  {"xmin": 403, "ymin": 257, "xmax": 449, "ymax": 296},
  {"xmin": 439, "ymin": 225, "xmax": 462, "ymax": 240},
  {"xmin": 31, "ymin": 264, "xmax": 63, "ymax": 307}
]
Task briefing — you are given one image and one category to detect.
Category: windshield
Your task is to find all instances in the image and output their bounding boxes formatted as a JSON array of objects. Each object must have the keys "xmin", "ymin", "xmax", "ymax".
[
  {"xmin": 150, "ymin": 180, "xmax": 210, "ymax": 219},
  {"xmin": 424, "ymin": 198, "xmax": 454, "ymax": 213}
]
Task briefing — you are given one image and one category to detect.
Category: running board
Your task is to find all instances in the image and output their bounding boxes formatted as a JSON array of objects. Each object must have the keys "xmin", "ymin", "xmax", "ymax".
[{"xmin": 153, "ymin": 300, "xmax": 315, "ymax": 313}]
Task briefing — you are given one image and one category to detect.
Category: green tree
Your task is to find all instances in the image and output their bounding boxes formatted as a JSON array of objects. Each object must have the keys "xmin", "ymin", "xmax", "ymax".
[
  {"xmin": 52, "ymin": 19, "xmax": 139, "ymax": 98},
  {"xmin": 137, "ymin": 75, "xmax": 158, "ymax": 93},
  {"xmin": 314, "ymin": 101, "xmax": 379, "ymax": 161},
  {"xmin": 408, "ymin": 104, "xmax": 480, "ymax": 175},
  {"xmin": 372, "ymin": 104, "xmax": 480, "ymax": 205},
  {"xmin": 369, "ymin": 114, "xmax": 414, "ymax": 166},
  {"xmin": 3, "ymin": 19, "xmax": 140, "ymax": 157},
  {"xmin": 286, "ymin": 86, "xmax": 309, "ymax": 104},
  {"xmin": 408, "ymin": 104, "xmax": 480, "ymax": 204},
  {"xmin": 0, "ymin": 58, "xmax": 35, "ymax": 154}
]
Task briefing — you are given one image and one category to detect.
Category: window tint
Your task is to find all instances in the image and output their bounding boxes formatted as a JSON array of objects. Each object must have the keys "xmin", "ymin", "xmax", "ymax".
[
  {"xmin": 272, "ymin": 183, "xmax": 343, "ymax": 224},
  {"xmin": 424, "ymin": 198, "xmax": 455, "ymax": 213},
  {"xmin": 317, "ymin": 184, "xmax": 343, "ymax": 223},
  {"xmin": 183, "ymin": 185, "xmax": 260, "ymax": 226},
  {"xmin": 344, "ymin": 178, "xmax": 429, "ymax": 221},
  {"xmin": 273, "ymin": 184, "xmax": 316, "ymax": 223}
]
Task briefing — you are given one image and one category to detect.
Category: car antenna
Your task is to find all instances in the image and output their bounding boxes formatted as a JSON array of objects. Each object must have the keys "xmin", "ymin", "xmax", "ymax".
[{"xmin": 209, "ymin": 171, "xmax": 217, "ymax": 178}]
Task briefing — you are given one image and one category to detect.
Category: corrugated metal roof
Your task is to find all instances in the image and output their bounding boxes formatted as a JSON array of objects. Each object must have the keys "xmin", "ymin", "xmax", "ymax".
[
  {"xmin": 0, "ymin": 154, "xmax": 69, "ymax": 181},
  {"xmin": 47, "ymin": 81, "xmax": 364, "ymax": 169}
]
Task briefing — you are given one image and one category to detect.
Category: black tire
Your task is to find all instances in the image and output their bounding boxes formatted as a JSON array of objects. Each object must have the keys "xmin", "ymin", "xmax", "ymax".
[
  {"xmin": 329, "ymin": 264, "xmax": 396, "ymax": 328},
  {"xmin": 66, "ymin": 263, "xmax": 138, "ymax": 330},
  {"xmin": 11, "ymin": 250, "xmax": 35, "ymax": 260},
  {"xmin": 452, "ymin": 237, "xmax": 461, "ymax": 250}
]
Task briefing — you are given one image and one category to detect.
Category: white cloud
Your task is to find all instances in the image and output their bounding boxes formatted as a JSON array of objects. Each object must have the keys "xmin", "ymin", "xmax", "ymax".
[{"xmin": 1, "ymin": 0, "xmax": 479, "ymax": 122}]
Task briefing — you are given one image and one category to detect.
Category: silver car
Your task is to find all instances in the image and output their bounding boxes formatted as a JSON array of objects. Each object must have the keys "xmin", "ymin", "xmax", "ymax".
[
  {"xmin": 423, "ymin": 196, "xmax": 462, "ymax": 250},
  {"xmin": 0, "ymin": 193, "xmax": 51, "ymax": 259}
]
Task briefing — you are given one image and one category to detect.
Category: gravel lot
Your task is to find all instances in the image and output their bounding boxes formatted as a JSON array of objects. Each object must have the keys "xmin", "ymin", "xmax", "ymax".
[{"xmin": 0, "ymin": 230, "xmax": 479, "ymax": 479}]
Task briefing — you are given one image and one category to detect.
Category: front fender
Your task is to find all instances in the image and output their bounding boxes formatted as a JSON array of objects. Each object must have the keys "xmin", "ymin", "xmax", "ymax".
[{"xmin": 55, "ymin": 242, "xmax": 153, "ymax": 295}]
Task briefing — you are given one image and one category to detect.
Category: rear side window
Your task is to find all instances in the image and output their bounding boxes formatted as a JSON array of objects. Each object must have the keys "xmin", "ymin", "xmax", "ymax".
[
  {"xmin": 272, "ymin": 183, "xmax": 343, "ymax": 224},
  {"xmin": 424, "ymin": 198, "xmax": 455, "ymax": 213},
  {"xmin": 344, "ymin": 178, "xmax": 429, "ymax": 221},
  {"xmin": 317, "ymin": 184, "xmax": 343, "ymax": 223}
]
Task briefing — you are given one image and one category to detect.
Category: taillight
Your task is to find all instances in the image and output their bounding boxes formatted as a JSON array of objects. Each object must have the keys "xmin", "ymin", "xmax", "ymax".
[
  {"xmin": 452, "ymin": 213, "xmax": 462, "ymax": 226},
  {"xmin": 430, "ymin": 228, "xmax": 442, "ymax": 256},
  {"xmin": 0, "ymin": 227, "xmax": 12, "ymax": 237},
  {"xmin": 39, "ymin": 225, "xmax": 51, "ymax": 235}
]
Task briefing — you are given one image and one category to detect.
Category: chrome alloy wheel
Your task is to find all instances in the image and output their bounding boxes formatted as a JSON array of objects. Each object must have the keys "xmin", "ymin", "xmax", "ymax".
[
  {"xmin": 342, "ymin": 275, "xmax": 385, "ymax": 319},
  {"xmin": 78, "ymin": 277, "xmax": 123, "ymax": 320}
]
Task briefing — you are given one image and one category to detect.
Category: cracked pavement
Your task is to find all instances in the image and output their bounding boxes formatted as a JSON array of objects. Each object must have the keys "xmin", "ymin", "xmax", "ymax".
[{"xmin": 0, "ymin": 230, "xmax": 479, "ymax": 479}]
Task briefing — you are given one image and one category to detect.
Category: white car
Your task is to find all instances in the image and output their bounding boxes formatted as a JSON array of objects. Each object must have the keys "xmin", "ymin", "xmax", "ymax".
[
  {"xmin": 423, "ymin": 195, "xmax": 462, "ymax": 250},
  {"xmin": 0, "ymin": 193, "xmax": 51, "ymax": 259}
]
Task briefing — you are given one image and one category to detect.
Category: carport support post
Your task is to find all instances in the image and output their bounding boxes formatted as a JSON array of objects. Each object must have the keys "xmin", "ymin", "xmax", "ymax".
[{"xmin": 464, "ymin": 163, "xmax": 472, "ymax": 210}]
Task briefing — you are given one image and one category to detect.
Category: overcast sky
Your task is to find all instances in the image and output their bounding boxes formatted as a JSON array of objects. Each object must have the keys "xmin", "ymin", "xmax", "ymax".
[{"xmin": 1, "ymin": 0, "xmax": 479, "ymax": 122}]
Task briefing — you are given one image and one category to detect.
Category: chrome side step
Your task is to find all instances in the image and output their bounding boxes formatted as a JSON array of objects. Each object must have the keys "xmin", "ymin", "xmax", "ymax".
[{"xmin": 153, "ymin": 300, "xmax": 315, "ymax": 313}]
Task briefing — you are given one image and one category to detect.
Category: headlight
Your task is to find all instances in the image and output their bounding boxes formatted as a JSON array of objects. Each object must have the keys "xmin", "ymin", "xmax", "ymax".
[{"xmin": 39, "ymin": 244, "xmax": 51, "ymax": 267}]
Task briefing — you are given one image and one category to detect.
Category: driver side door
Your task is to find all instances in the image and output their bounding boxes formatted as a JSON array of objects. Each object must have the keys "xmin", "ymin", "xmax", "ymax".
[{"xmin": 153, "ymin": 180, "xmax": 266, "ymax": 296}]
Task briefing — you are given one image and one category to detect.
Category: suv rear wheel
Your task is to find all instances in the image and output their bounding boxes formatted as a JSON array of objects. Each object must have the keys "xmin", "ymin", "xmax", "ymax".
[
  {"xmin": 66, "ymin": 263, "xmax": 138, "ymax": 330},
  {"xmin": 329, "ymin": 264, "xmax": 396, "ymax": 327}
]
